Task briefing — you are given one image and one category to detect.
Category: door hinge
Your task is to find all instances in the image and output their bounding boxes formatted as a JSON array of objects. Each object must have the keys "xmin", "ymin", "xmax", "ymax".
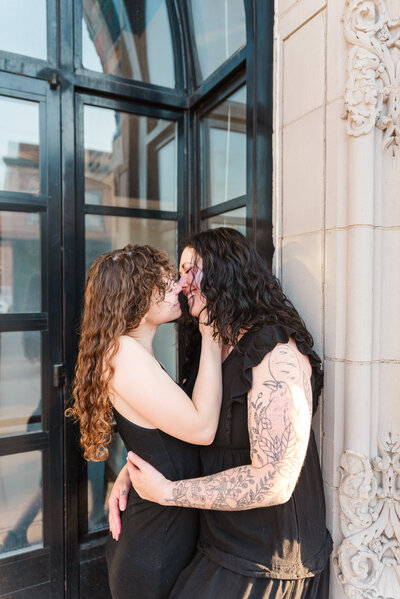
[
  {"xmin": 53, "ymin": 363, "xmax": 65, "ymax": 388},
  {"xmin": 48, "ymin": 71, "xmax": 60, "ymax": 90}
]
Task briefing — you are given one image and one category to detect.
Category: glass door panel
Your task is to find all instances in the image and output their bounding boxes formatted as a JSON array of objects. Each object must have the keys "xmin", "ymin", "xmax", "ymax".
[
  {"xmin": 83, "ymin": 214, "xmax": 178, "ymax": 532},
  {"xmin": 0, "ymin": 96, "xmax": 41, "ymax": 194},
  {"xmin": 0, "ymin": 0, "xmax": 47, "ymax": 60},
  {"xmin": 82, "ymin": 97, "xmax": 180, "ymax": 537},
  {"xmin": 0, "ymin": 211, "xmax": 41, "ymax": 313},
  {"xmin": 0, "ymin": 75, "xmax": 63, "ymax": 598},
  {"xmin": 0, "ymin": 451, "xmax": 43, "ymax": 555},
  {"xmin": 203, "ymin": 206, "xmax": 246, "ymax": 235},
  {"xmin": 84, "ymin": 105, "xmax": 177, "ymax": 211},
  {"xmin": 0, "ymin": 331, "xmax": 42, "ymax": 436},
  {"xmin": 87, "ymin": 435, "xmax": 126, "ymax": 533},
  {"xmin": 85, "ymin": 215, "xmax": 177, "ymax": 267},
  {"xmin": 201, "ymin": 85, "xmax": 246, "ymax": 208}
]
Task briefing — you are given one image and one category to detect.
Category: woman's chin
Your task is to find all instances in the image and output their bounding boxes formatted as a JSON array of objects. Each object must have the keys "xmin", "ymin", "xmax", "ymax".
[{"xmin": 172, "ymin": 306, "xmax": 182, "ymax": 319}]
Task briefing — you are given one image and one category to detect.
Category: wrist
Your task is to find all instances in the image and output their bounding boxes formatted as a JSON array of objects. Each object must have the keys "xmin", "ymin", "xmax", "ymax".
[
  {"xmin": 201, "ymin": 334, "xmax": 220, "ymax": 348},
  {"xmin": 161, "ymin": 479, "xmax": 173, "ymax": 506}
]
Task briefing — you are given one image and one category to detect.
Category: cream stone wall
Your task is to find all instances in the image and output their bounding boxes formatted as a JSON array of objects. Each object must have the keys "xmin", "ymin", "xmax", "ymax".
[{"xmin": 274, "ymin": 1, "xmax": 400, "ymax": 597}]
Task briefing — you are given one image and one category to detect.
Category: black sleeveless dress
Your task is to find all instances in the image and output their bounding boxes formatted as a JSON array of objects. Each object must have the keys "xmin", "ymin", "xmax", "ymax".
[
  {"xmin": 106, "ymin": 409, "xmax": 199, "ymax": 599},
  {"xmin": 171, "ymin": 323, "xmax": 333, "ymax": 599}
]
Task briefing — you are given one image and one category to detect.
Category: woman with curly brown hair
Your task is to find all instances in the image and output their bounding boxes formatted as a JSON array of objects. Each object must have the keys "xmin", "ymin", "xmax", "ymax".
[
  {"xmin": 109, "ymin": 229, "xmax": 333, "ymax": 599},
  {"xmin": 68, "ymin": 244, "xmax": 222, "ymax": 599}
]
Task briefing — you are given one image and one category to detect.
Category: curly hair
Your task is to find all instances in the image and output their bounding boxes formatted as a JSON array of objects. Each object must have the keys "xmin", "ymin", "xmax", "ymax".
[
  {"xmin": 66, "ymin": 244, "xmax": 174, "ymax": 461},
  {"xmin": 184, "ymin": 227, "xmax": 314, "ymax": 348}
]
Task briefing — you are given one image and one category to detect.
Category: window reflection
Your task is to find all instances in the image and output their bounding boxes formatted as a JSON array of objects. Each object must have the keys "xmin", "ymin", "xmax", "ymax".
[
  {"xmin": 84, "ymin": 105, "xmax": 177, "ymax": 211},
  {"xmin": 0, "ymin": 331, "xmax": 41, "ymax": 436},
  {"xmin": 82, "ymin": 0, "xmax": 175, "ymax": 88},
  {"xmin": 84, "ymin": 215, "xmax": 178, "ymax": 531},
  {"xmin": 0, "ymin": 212, "xmax": 41, "ymax": 313},
  {"xmin": 0, "ymin": 452, "xmax": 42, "ymax": 556},
  {"xmin": 188, "ymin": 0, "xmax": 246, "ymax": 83},
  {"xmin": 88, "ymin": 435, "xmax": 126, "ymax": 532},
  {"xmin": 203, "ymin": 206, "xmax": 246, "ymax": 236},
  {"xmin": 0, "ymin": 0, "xmax": 47, "ymax": 60},
  {"xmin": 85, "ymin": 215, "xmax": 177, "ymax": 271},
  {"xmin": 85, "ymin": 214, "xmax": 177, "ymax": 375},
  {"xmin": 202, "ymin": 85, "xmax": 246, "ymax": 208},
  {"xmin": 0, "ymin": 97, "xmax": 40, "ymax": 194}
]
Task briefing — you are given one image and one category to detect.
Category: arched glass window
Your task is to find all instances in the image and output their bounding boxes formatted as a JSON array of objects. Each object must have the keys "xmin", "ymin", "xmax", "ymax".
[
  {"xmin": 185, "ymin": 0, "xmax": 246, "ymax": 84},
  {"xmin": 82, "ymin": 0, "xmax": 176, "ymax": 88}
]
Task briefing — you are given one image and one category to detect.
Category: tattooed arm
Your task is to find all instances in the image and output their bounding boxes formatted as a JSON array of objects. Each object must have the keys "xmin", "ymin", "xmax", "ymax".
[{"xmin": 127, "ymin": 339, "xmax": 313, "ymax": 510}]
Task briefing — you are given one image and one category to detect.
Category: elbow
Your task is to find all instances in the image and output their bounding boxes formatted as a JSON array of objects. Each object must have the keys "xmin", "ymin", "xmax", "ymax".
[
  {"xmin": 253, "ymin": 466, "xmax": 296, "ymax": 507},
  {"xmin": 200, "ymin": 430, "xmax": 216, "ymax": 446},
  {"xmin": 272, "ymin": 481, "xmax": 296, "ymax": 506},
  {"xmin": 192, "ymin": 424, "xmax": 217, "ymax": 446}
]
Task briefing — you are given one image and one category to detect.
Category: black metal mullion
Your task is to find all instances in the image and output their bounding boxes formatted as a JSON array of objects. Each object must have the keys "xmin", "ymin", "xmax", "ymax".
[
  {"xmin": 47, "ymin": 0, "xmax": 59, "ymax": 67},
  {"xmin": 62, "ymin": 1, "xmax": 80, "ymax": 590},
  {"xmin": 72, "ymin": 70, "xmax": 188, "ymax": 109},
  {"xmin": 0, "ymin": 74, "xmax": 48, "ymax": 97},
  {"xmin": 0, "ymin": 195, "xmax": 47, "ymax": 212},
  {"xmin": 193, "ymin": 109, "xmax": 201, "ymax": 233},
  {"xmin": 0, "ymin": 313, "xmax": 47, "ymax": 331},
  {"xmin": 0, "ymin": 52, "xmax": 51, "ymax": 81},
  {"xmin": 179, "ymin": 0, "xmax": 201, "ymax": 92},
  {"xmin": 73, "ymin": 89, "xmax": 92, "ymax": 551},
  {"xmin": 199, "ymin": 110, "xmax": 209, "ymax": 213},
  {"xmin": 0, "ymin": 201, "xmax": 46, "ymax": 215},
  {"xmin": 79, "ymin": 91, "xmax": 183, "ymax": 121},
  {"xmin": 247, "ymin": 0, "xmax": 274, "ymax": 264},
  {"xmin": 84, "ymin": 204, "xmax": 178, "ymax": 221},
  {"xmin": 45, "ymin": 75, "xmax": 64, "ymax": 596},
  {"xmin": 174, "ymin": 0, "xmax": 196, "ymax": 95},
  {"xmin": 0, "ymin": 432, "xmax": 49, "ymax": 457},
  {"xmin": 166, "ymin": 0, "xmax": 186, "ymax": 92},
  {"xmin": 188, "ymin": 51, "xmax": 247, "ymax": 109},
  {"xmin": 42, "ymin": 447, "xmax": 51, "ymax": 558},
  {"xmin": 185, "ymin": 103, "xmax": 197, "ymax": 237},
  {"xmin": 177, "ymin": 110, "xmax": 189, "ymax": 380},
  {"xmin": 194, "ymin": 71, "xmax": 247, "ymax": 117},
  {"xmin": 177, "ymin": 114, "xmax": 187, "ymax": 250},
  {"xmin": 73, "ymin": 0, "xmax": 82, "ymax": 72},
  {"xmin": 200, "ymin": 196, "xmax": 247, "ymax": 220}
]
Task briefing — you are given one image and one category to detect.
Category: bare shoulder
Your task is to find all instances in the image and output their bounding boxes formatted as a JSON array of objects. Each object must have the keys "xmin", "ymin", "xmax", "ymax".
[
  {"xmin": 114, "ymin": 335, "xmax": 150, "ymax": 361},
  {"xmin": 111, "ymin": 335, "xmax": 160, "ymax": 381}
]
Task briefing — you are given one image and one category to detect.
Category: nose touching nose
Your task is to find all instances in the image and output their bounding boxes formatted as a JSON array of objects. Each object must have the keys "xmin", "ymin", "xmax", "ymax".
[
  {"xmin": 177, "ymin": 273, "xmax": 188, "ymax": 289},
  {"xmin": 174, "ymin": 279, "xmax": 184, "ymax": 293}
]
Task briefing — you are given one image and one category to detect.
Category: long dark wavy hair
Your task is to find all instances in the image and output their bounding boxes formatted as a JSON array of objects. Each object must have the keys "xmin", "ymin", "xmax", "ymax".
[
  {"xmin": 67, "ymin": 244, "xmax": 174, "ymax": 461},
  {"xmin": 184, "ymin": 227, "xmax": 313, "ymax": 349}
]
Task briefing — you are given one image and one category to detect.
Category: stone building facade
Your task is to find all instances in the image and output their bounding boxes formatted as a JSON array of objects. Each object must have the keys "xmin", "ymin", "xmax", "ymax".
[{"xmin": 274, "ymin": 1, "xmax": 400, "ymax": 597}]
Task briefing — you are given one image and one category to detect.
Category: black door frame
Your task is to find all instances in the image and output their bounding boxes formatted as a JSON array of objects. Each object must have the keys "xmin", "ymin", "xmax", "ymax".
[{"xmin": 0, "ymin": 71, "xmax": 64, "ymax": 597}]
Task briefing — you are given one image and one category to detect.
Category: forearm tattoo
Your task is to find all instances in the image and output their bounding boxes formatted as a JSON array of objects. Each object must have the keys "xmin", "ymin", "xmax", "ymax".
[{"xmin": 165, "ymin": 343, "xmax": 312, "ymax": 511}]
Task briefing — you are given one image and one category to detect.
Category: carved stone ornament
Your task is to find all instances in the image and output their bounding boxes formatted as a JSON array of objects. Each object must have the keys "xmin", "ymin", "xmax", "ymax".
[
  {"xmin": 334, "ymin": 434, "xmax": 400, "ymax": 598},
  {"xmin": 343, "ymin": 0, "xmax": 400, "ymax": 153}
]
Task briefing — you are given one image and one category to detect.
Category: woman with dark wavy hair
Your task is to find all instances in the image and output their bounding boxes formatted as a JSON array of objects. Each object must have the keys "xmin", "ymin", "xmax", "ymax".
[
  {"xmin": 110, "ymin": 228, "xmax": 333, "ymax": 599},
  {"xmin": 67, "ymin": 244, "xmax": 222, "ymax": 599}
]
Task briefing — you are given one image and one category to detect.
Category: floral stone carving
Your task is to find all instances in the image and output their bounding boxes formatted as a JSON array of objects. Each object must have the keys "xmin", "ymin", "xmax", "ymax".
[
  {"xmin": 344, "ymin": 0, "xmax": 400, "ymax": 152},
  {"xmin": 334, "ymin": 434, "xmax": 400, "ymax": 598}
]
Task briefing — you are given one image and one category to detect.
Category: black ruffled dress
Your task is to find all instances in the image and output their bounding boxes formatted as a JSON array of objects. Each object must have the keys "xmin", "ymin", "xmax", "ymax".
[{"xmin": 171, "ymin": 323, "xmax": 333, "ymax": 599}]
